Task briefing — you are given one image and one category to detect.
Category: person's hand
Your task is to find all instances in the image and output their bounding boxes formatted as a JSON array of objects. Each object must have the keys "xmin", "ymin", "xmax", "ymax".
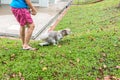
[{"xmin": 31, "ymin": 9, "xmax": 37, "ymax": 15}]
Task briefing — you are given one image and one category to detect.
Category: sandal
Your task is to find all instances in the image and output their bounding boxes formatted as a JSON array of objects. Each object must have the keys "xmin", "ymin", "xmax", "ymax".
[{"xmin": 23, "ymin": 46, "xmax": 37, "ymax": 51}]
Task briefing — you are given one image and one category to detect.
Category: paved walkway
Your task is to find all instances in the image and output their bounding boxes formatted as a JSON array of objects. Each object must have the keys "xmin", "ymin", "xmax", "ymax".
[{"xmin": 0, "ymin": 0, "xmax": 72, "ymax": 40}]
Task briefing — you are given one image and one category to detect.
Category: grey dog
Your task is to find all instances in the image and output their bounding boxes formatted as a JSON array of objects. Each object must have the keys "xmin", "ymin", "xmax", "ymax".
[{"xmin": 39, "ymin": 28, "xmax": 71, "ymax": 46}]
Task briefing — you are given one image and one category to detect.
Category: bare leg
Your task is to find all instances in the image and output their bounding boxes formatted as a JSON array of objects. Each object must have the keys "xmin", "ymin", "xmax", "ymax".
[
  {"xmin": 25, "ymin": 23, "xmax": 34, "ymax": 45},
  {"xmin": 24, "ymin": 23, "xmax": 34, "ymax": 46},
  {"xmin": 20, "ymin": 26, "xmax": 25, "ymax": 46},
  {"xmin": 22, "ymin": 23, "xmax": 35, "ymax": 50}
]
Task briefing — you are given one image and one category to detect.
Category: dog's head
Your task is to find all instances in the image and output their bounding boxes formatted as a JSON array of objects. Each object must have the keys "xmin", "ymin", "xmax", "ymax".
[{"xmin": 60, "ymin": 28, "xmax": 71, "ymax": 36}]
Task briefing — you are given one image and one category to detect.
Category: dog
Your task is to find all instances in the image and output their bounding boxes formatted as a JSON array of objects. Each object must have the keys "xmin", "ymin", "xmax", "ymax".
[{"xmin": 39, "ymin": 28, "xmax": 71, "ymax": 46}]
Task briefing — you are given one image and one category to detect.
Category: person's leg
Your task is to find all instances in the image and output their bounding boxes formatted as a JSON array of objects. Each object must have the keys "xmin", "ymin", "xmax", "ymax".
[
  {"xmin": 20, "ymin": 26, "xmax": 25, "ymax": 46},
  {"xmin": 23, "ymin": 23, "xmax": 35, "ymax": 48}
]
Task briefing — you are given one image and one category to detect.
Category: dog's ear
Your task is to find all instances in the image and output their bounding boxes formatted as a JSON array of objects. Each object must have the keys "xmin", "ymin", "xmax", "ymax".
[
  {"xmin": 61, "ymin": 30, "xmax": 67, "ymax": 36},
  {"xmin": 65, "ymin": 28, "xmax": 71, "ymax": 34},
  {"xmin": 61, "ymin": 29, "xmax": 71, "ymax": 36}
]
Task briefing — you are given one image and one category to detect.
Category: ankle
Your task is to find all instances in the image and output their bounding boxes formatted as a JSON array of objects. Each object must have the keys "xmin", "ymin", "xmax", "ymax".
[{"xmin": 22, "ymin": 44, "xmax": 29, "ymax": 48}]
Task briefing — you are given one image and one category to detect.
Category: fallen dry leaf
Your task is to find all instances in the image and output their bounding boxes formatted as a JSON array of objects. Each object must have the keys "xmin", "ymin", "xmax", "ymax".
[
  {"xmin": 96, "ymin": 78, "xmax": 100, "ymax": 80},
  {"xmin": 38, "ymin": 76, "xmax": 43, "ymax": 80},
  {"xmin": 114, "ymin": 44, "xmax": 118, "ymax": 47},
  {"xmin": 2, "ymin": 61, "xmax": 7, "ymax": 64},
  {"xmin": 87, "ymin": 72, "xmax": 92, "ymax": 76},
  {"xmin": 88, "ymin": 36, "xmax": 96, "ymax": 41},
  {"xmin": 11, "ymin": 54, "xmax": 15, "ymax": 58},
  {"xmin": 18, "ymin": 72, "xmax": 22, "ymax": 77},
  {"xmin": 10, "ymin": 54, "xmax": 16, "ymax": 61},
  {"xmin": 76, "ymin": 58, "xmax": 80, "ymax": 63},
  {"xmin": 104, "ymin": 75, "xmax": 112, "ymax": 80},
  {"xmin": 5, "ymin": 48, "xmax": 9, "ymax": 50},
  {"xmin": 69, "ymin": 60, "xmax": 75, "ymax": 66},
  {"xmin": 99, "ymin": 58, "xmax": 105, "ymax": 63},
  {"xmin": 100, "ymin": 27, "xmax": 104, "ymax": 31},
  {"xmin": 40, "ymin": 60, "xmax": 44, "ymax": 64},
  {"xmin": 58, "ymin": 45, "xmax": 62, "ymax": 48},
  {"xmin": 101, "ymin": 53, "xmax": 107, "ymax": 57},
  {"xmin": 10, "ymin": 73, "xmax": 16, "ymax": 78},
  {"xmin": 98, "ymin": 67, "xmax": 104, "ymax": 75},
  {"xmin": 116, "ymin": 66, "xmax": 120, "ymax": 69},
  {"xmin": 52, "ymin": 71, "xmax": 59, "ymax": 77},
  {"xmin": 20, "ymin": 77, "xmax": 25, "ymax": 80},
  {"xmin": 103, "ymin": 64, "xmax": 107, "ymax": 69},
  {"xmin": 104, "ymin": 75, "xmax": 120, "ymax": 80},
  {"xmin": 42, "ymin": 67, "xmax": 47, "ymax": 71}
]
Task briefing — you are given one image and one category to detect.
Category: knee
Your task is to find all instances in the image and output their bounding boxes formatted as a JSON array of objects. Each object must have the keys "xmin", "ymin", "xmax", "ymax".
[
  {"xmin": 31, "ymin": 24, "xmax": 35, "ymax": 30},
  {"xmin": 29, "ymin": 23, "xmax": 35, "ymax": 30}
]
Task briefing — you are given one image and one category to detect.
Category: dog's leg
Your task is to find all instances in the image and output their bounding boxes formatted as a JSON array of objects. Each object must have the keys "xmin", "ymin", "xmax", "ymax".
[
  {"xmin": 53, "ymin": 43, "xmax": 57, "ymax": 45},
  {"xmin": 56, "ymin": 41, "xmax": 59, "ymax": 45},
  {"xmin": 51, "ymin": 40, "xmax": 57, "ymax": 45},
  {"xmin": 39, "ymin": 42, "xmax": 50, "ymax": 46},
  {"xmin": 46, "ymin": 38, "xmax": 57, "ymax": 45}
]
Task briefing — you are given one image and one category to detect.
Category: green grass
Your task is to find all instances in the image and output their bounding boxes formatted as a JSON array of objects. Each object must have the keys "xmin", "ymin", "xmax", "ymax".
[
  {"xmin": 72, "ymin": 0, "xmax": 101, "ymax": 5},
  {"xmin": 0, "ymin": 0, "xmax": 120, "ymax": 80}
]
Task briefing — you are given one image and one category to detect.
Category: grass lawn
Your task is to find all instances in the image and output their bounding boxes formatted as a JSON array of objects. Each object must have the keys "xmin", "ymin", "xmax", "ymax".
[
  {"xmin": 72, "ymin": 0, "xmax": 102, "ymax": 5},
  {"xmin": 0, "ymin": 0, "xmax": 120, "ymax": 80}
]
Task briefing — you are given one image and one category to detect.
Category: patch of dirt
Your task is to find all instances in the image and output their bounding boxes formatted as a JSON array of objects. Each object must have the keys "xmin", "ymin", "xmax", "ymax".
[{"xmin": 92, "ymin": 0, "xmax": 104, "ymax": 4}]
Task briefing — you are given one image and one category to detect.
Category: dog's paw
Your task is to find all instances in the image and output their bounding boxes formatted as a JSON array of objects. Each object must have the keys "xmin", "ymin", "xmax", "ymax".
[
  {"xmin": 39, "ymin": 42, "xmax": 49, "ymax": 46},
  {"xmin": 53, "ymin": 43, "xmax": 58, "ymax": 46},
  {"xmin": 39, "ymin": 43, "xmax": 44, "ymax": 46}
]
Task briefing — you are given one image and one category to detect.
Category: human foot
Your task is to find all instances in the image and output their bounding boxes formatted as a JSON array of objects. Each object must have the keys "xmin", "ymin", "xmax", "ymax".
[{"xmin": 22, "ymin": 46, "xmax": 37, "ymax": 51}]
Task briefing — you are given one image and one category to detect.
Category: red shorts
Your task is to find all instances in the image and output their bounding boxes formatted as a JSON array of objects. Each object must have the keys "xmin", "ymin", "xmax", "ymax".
[{"xmin": 11, "ymin": 7, "xmax": 33, "ymax": 26}]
